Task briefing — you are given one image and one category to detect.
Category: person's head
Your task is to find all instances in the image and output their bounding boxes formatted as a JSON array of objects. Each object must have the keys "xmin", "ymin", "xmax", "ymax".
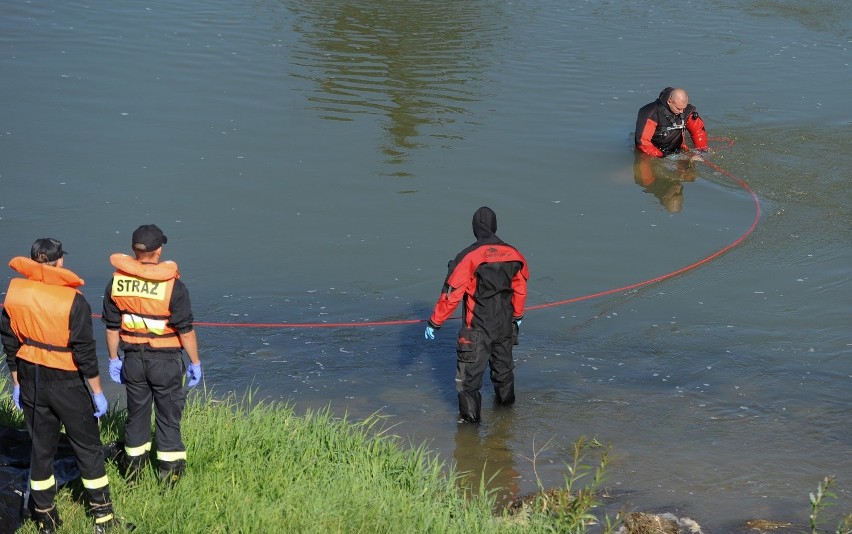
[
  {"xmin": 472, "ymin": 206, "xmax": 497, "ymax": 240},
  {"xmin": 666, "ymin": 88, "xmax": 689, "ymax": 115},
  {"xmin": 131, "ymin": 224, "xmax": 168, "ymax": 260},
  {"xmin": 30, "ymin": 238, "xmax": 66, "ymax": 267}
]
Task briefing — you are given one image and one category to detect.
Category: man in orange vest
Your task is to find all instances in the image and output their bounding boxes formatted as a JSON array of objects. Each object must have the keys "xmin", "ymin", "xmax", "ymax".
[
  {"xmin": 101, "ymin": 224, "xmax": 202, "ymax": 486},
  {"xmin": 1, "ymin": 238, "xmax": 130, "ymax": 533}
]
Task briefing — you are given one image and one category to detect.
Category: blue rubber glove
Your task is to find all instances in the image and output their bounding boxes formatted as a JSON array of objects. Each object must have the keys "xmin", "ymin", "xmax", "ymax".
[
  {"xmin": 514, "ymin": 319, "xmax": 522, "ymax": 328},
  {"xmin": 12, "ymin": 384, "xmax": 21, "ymax": 411},
  {"xmin": 93, "ymin": 392, "xmax": 108, "ymax": 418},
  {"xmin": 186, "ymin": 363, "xmax": 202, "ymax": 388},
  {"xmin": 424, "ymin": 326, "xmax": 436, "ymax": 340},
  {"xmin": 108, "ymin": 358, "xmax": 123, "ymax": 384}
]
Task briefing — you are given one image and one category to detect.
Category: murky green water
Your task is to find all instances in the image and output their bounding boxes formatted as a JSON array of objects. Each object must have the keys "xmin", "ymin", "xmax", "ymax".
[{"xmin": 2, "ymin": 0, "xmax": 850, "ymax": 527}]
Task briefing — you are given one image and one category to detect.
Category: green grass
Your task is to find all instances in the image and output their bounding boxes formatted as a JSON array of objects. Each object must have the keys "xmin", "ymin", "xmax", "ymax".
[
  {"xmin": 4, "ymin": 372, "xmax": 848, "ymax": 533},
  {"xmin": 2, "ymin": 374, "xmax": 616, "ymax": 533}
]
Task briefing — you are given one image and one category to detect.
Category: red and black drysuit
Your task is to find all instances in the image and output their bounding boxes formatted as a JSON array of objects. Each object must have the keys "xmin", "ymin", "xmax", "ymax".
[
  {"xmin": 428, "ymin": 207, "xmax": 529, "ymax": 423},
  {"xmin": 635, "ymin": 87, "xmax": 708, "ymax": 157}
]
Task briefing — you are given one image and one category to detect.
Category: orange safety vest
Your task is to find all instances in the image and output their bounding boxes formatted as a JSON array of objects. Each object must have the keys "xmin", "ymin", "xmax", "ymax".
[
  {"xmin": 3, "ymin": 257, "xmax": 85, "ymax": 371},
  {"xmin": 109, "ymin": 253, "xmax": 182, "ymax": 349}
]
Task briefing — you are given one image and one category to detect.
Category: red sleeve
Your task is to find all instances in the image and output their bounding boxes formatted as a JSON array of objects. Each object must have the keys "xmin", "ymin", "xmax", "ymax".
[
  {"xmin": 429, "ymin": 277, "xmax": 471, "ymax": 327},
  {"xmin": 511, "ymin": 263, "xmax": 528, "ymax": 320},
  {"xmin": 637, "ymin": 118, "xmax": 664, "ymax": 157},
  {"xmin": 686, "ymin": 113, "xmax": 708, "ymax": 150}
]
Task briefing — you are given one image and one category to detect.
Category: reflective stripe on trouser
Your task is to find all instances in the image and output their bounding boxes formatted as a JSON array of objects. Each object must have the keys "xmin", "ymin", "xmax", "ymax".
[
  {"xmin": 157, "ymin": 450, "xmax": 187, "ymax": 462},
  {"xmin": 455, "ymin": 334, "xmax": 515, "ymax": 423},
  {"xmin": 122, "ymin": 353, "xmax": 188, "ymax": 456},
  {"xmin": 20, "ymin": 381, "xmax": 109, "ymax": 511},
  {"xmin": 125, "ymin": 441, "xmax": 152, "ymax": 458},
  {"xmin": 84, "ymin": 474, "xmax": 114, "ymax": 523},
  {"xmin": 30, "ymin": 475, "xmax": 56, "ymax": 491}
]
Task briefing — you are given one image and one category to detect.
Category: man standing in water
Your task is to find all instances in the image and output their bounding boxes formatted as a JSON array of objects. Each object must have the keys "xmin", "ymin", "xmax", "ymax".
[
  {"xmin": 635, "ymin": 87, "xmax": 708, "ymax": 157},
  {"xmin": 424, "ymin": 207, "xmax": 529, "ymax": 423},
  {"xmin": 102, "ymin": 224, "xmax": 202, "ymax": 486},
  {"xmin": 1, "ymin": 238, "xmax": 129, "ymax": 533}
]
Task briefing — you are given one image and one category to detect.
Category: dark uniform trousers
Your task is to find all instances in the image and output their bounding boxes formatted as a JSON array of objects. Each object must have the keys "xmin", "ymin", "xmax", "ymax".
[
  {"xmin": 455, "ymin": 330, "xmax": 515, "ymax": 423},
  {"xmin": 123, "ymin": 351, "xmax": 187, "ymax": 457},
  {"xmin": 20, "ymin": 376, "xmax": 111, "ymax": 512}
]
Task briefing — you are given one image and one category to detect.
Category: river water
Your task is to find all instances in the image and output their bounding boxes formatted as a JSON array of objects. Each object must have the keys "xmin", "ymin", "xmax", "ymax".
[{"xmin": 1, "ymin": 0, "xmax": 850, "ymax": 529}]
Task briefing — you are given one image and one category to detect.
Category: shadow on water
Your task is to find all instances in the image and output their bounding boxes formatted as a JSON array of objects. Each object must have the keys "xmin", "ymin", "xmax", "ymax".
[
  {"xmin": 283, "ymin": 0, "xmax": 508, "ymax": 167},
  {"xmin": 393, "ymin": 301, "xmax": 458, "ymax": 413}
]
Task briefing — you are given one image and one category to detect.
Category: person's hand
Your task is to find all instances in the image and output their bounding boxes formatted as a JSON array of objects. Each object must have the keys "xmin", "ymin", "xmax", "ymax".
[
  {"xmin": 514, "ymin": 319, "xmax": 522, "ymax": 328},
  {"xmin": 108, "ymin": 358, "xmax": 123, "ymax": 384},
  {"xmin": 93, "ymin": 392, "xmax": 108, "ymax": 418},
  {"xmin": 12, "ymin": 384, "xmax": 21, "ymax": 411},
  {"xmin": 186, "ymin": 363, "xmax": 202, "ymax": 388},
  {"xmin": 424, "ymin": 326, "xmax": 436, "ymax": 340}
]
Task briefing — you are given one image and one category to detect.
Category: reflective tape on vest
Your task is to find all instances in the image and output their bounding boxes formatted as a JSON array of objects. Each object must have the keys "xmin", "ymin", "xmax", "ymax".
[{"xmin": 122, "ymin": 314, "xmax": 168, "ymax": 335}]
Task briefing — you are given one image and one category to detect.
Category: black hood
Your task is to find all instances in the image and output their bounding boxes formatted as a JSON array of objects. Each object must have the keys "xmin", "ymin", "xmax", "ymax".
[{"xmin": 472, "ymin": 206, "xmax": 497, "ymax": 240}]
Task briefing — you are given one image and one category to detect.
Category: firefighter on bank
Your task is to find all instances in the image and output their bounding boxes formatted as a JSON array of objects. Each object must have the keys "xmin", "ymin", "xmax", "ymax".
[
  {"xmin": 1, "ymin": 238, "xmax": 131, "ymax": 533},
  {"xmin": 102, "ymin": 224, "xmax": 202, "ymax": 485}
]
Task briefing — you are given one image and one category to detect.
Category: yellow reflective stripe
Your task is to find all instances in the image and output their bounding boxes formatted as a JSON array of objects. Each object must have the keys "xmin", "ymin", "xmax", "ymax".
[
  {"xmin": 145, "ymin": 318, "xmax": 167, "ymax": 335},
  {"xmin": 125, "ymin": 442, "xmax": 152, "ymax": 457},
  {"xmin": 81, "ymin": 475, "xmax": 109, "ymax": 489},
  {"xmin": 122, "ymin": 313, "xmax": 145, "ymax": 329},
  {"xmin": 157, "ymin": 450, "xmax": 187, "ymax": 461},
  {"xmin": 121, "ymin": 314, "xmax": 166, "ymax": 335},
  {"xmin": 30, "ymin": 475, "xmax": 56, "ymax": 491},
  {"xmin": 94, "ymin": 514, "xmax": 115, "ymax": 524}
]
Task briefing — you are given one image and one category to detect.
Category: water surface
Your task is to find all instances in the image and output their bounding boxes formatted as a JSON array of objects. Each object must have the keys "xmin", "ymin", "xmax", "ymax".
[{"xmin": 1, "ymin": 0, "xmax": 850, "ymax": 527}]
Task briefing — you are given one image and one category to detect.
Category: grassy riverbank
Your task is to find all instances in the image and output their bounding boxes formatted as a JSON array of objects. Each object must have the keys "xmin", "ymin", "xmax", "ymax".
[
  {"xmin": 3, "ymin": 375, "xmax": 849, "ymax": 533},
  {"xmin": 1, "ymin": 375, "xmax": 616, "ymax": 533}
]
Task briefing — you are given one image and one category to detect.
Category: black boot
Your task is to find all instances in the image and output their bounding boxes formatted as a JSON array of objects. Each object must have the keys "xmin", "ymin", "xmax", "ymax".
[
  {"xmin": 158, "ymin": 459, "xmax": 186, "ymax": 488},
  {"xmin": 121, "ymin": 451, "xmax": 149, "ymax": 484},
  {"xmin": 458, "ymin": 390, "xmax": 482, "ymax": 424},
  {"xmin": 494, "ymin": 381, "xmax": 515, "ymax": 406},
  {"xmin": 91, "ymin": 497, "xmax": 136, "ymax": 533},
  {"xmin": 33, "ymin": 505, "xmax": 62, "ymax": 534}
]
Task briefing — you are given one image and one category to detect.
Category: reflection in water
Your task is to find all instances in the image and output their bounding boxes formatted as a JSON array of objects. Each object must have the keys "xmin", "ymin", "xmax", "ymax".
[
  {"xmin": 632, "ymin": 152, "xmax": 698, "ymax": 213},
  {"xmin": 285, "ymin": 1, "xmax": 505, "ymax": 167},
  {"xmin": 453, "ymin": 407, "xmax": 520, "ymax": 509}
]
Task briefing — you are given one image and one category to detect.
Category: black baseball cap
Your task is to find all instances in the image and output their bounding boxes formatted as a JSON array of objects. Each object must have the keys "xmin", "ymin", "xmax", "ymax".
[
  {"xmin": 132, "ymin": 224, "xmax": 168, "ymax": 252},
  {"xmin": 31, "ymin": 238, "xmax": 67, "ymax": 263}
]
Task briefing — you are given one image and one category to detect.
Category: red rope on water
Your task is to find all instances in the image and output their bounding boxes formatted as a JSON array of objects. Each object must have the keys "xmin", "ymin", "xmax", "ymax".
[
  {"xmin": 8, "ymin": 138, "xmax": 757, "ymax": 329},
  {"xmin": 192, "ymin": 318, "xmax": 424, "ymax": 328},
  {"xmin": 529, "ymin": 139, "xmax": 758, "ymax": 310}
]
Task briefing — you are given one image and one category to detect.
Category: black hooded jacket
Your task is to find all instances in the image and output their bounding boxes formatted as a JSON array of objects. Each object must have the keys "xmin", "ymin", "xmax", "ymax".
[{"xmin": 429, "ymin": 207, "xmax": 529, "ymax": 338}]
